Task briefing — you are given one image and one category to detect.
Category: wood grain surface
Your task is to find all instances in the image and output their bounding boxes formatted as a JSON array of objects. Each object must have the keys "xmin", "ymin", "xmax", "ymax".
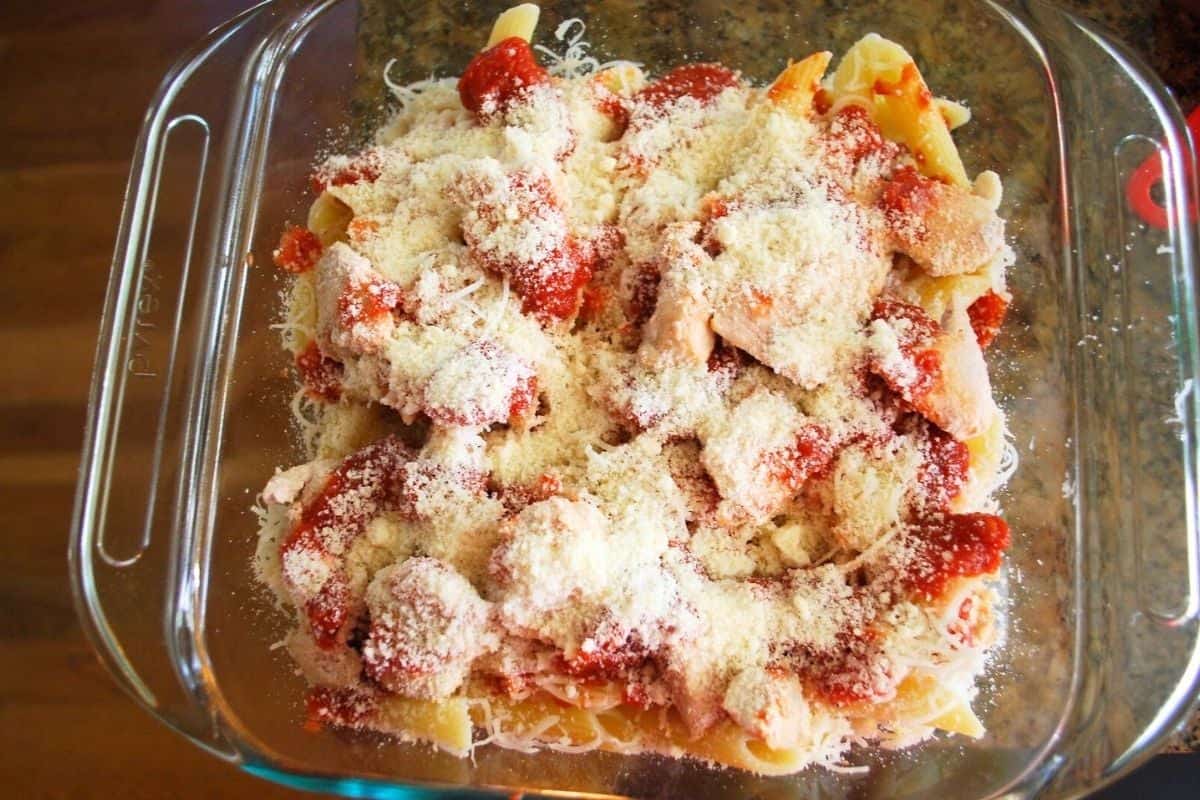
[{"xmin": 0, "ymin": 2, "xmax": 1195, "ymax": 798}]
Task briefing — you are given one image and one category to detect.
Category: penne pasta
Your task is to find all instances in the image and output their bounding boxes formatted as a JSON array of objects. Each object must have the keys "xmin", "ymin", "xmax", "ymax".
[
  {"xmin": 936, "ymin": 97, "xmax": 972, "ymax": 130},
  {"xmin": 931, "ymin": 701, "xmax": 986, "ymax": 739},
  {"xmin": 486, "ymin": 3, "xmax": 540, "ymax": 47},
  {"xmin": 767, "ymin": 51, "xmax": 832, "ymax": 116},
  {"xmin": 830, "ymin": 33, "xmax": 970, "ymax": 186},
  {"xmin": 377, "ymin": 695, "xmax": 474, "ymax": 756},
  {"xmin": 306, "ymin": 191, "xmax": 353, "ymax": 247}
]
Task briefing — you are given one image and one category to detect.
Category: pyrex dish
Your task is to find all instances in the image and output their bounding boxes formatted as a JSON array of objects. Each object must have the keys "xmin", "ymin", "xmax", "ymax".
[{"xmin": 69, "ymin": 0, "xmax": 1200, "ymax": 797}]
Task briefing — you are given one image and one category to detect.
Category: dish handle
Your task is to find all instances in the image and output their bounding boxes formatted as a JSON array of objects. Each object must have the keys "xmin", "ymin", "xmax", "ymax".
[
  {"xmin": 1010, "ymin": 1, "xmax": 1200, "ymax": 796},
  {"xmin": 67, "ymin": 0, "xmax": 282, "ymax": 761}
]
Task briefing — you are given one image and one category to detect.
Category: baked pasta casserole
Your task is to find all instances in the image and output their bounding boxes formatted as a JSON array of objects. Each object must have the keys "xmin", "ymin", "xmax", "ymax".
[{"xmin": 255, "ymin": 3, "xmax": 1017, "ymax": 774}]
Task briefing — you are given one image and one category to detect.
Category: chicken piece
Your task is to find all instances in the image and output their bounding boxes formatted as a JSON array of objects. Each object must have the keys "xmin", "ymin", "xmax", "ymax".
[
  {"xmin": 707, "ymin": 202, "xmax": 891, "ymax": 389},
  {"xmin": 639, "ymin": 272, "xmax": 715, "ymax": 367},
  {"xmin": 261, "ymin": 460, "xmax": 333, "ymax": 507},
  {"xmin": 490, "ymin": 496, "xmax": 608, "ymax": 574},
  {"xmin": 315, "ymin": 242, "xmax": 402, "ymax": 357},
  {"xmin": 638, "ymin": 227, "xmax": 715, "ymax": 367},
  {"xmin": 880, "ymin": 166, "xmax": 1005, "ymax": 277},
  {"xmin": 489, "ymin": 497, "xmax": 613, "ymax": 649},
  {"xmin": 490, "ymin": 496, "xmax": 679, "ymax": 660},
  {"xmin": 711, "ymin": 290, "xmax": 878, "ymax": 389},
  {"xmin": 867, "ymin": 300, "xmax": 998, "ymax": 441},
  {"xmin": 422, "ymin": 339, "xmax": 537, "ymax": 428},
  {"xmin": 663, "ymin": 656, "xmax": 725, "ymax": 737},
  {"xmin": 722, "ymin": 667, "xmax": 812, "ymax": 750},
  {"xmin": 285, "ymin": 627, "xmax": 365, "ymax": 688},
  {"xmin": 362, "ymin": 557, "xmax": 495, "ymax": 700},
  {"xmin": 916, "ymin": 305, "xmax": 999, "ymax": 441},
  {"xmin": 700, "ymin": 389, "xmax": 832, "ymax": 524},
  {"xmin": 453, "ymin": 162, "xmax": 587, "ymax": 321},
  {"xmin": 420, "ymin": 426, "xmax": 490, "ymax": 474}
]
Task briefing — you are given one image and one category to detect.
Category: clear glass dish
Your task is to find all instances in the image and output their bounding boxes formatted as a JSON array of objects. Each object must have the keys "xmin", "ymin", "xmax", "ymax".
[{"xmin": 69, "ymin": 0, "xmax": 1200, "ymax": 797}]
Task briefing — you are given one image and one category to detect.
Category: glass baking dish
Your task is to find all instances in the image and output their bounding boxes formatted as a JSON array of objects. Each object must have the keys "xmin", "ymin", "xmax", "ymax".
[{"xmin": 69, "ymin": 0, "xmax": 1200, "ymax": 797}]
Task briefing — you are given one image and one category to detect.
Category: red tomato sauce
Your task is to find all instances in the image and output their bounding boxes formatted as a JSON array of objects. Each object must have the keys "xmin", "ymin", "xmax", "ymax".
[
  {"xmin": 666, "ymin": 453, "xmax": 723, "ymax": 529},
  {"xmin": 916, "ymin": 423, "xmax": 970, "ymax": 511},
  {"xmin": 560, "ymin": 640, "xmax": 646, "ymax": 681},
  {"xmin": 869, "ymin": 298, "xmax": 943, "ymax": 400},
  {"xmin": 871, "ymin": 63, "xmax": 933, "ymax": 110},
  {"xmin": 967, "ymin": 290, "xmax": 1009, "ymax": 349},
  {"xmin": 706, "ymin": 339, "xmax": 742, "ymax": 375},
  {"xmin": 578, "ymin": 284, "xmax": 609, "ymax": 323},
  {"xmin": 507, "ymin": 373, "xmax": 538, "ymax": 418},
  {"xmin": 769, "ymin": 424, "xmax": 837, "ymax": 491},
  {"xmin": 625, "ymin": 262, "xmax": 662, "ymax": 327},
  {"xmin": 297, "ymin": 558, "xmax": 351, "ymax": 651},
  {"xmin": 871, "ymin": 298, "xmax": 938, "ymax": 342},
  {"xmin": 458, "ymin": 37, "xmax": 549, "ymax": 118},
  {"xmin": 813, "ymin": 87, "xmax": 833, "ymax": 115},
  {"xmin": 879, "ymin": 165, "xmax": 940, "ymax": 221},
  {"xmin": 803, "ymin": 627, "xmax": 893, "ymax": 707},
  {"xmin": 304, "ymin": 687, "xmax": 376, "ymax": 731},
  {"xmin": 462, "ymin": 172, "xmax": 598, "ymax": 322},
  {"xmin": 901, "ymin": 513, "xmax": 1010, "ymax": 601},
  {"xmin": 622, "ymin": 681, "xmax": 655, "ymax": 710},
  {"xmin": 280, "ymin": 437, "xmax": 413, "ymax": 648},
  {"xmin": 947, "ymin": 596, "xmax": 977, "ymax": 648},
  {"xmin": 818, "ymin": 105, "xmax": 896, "ymax": 167},
  {"xmin": 582, "ymin": 222, "xmax": 626, "ymax": 272},
  {"xmin": 337, "ymin": 277, "xmax": 403, "ymax": 330},
  {"xmin": 595, "ymin": 87, "xmax": 630, "ymax": 135},
  {"xmin": 512, "ymin": 239, "xmax": 594, "ymax": 322},
  {"xmin": 310, "ymin": 159, "xmax": 382, "ymax": 194},
  {"xmin": 493, "ymin": 472, "xmax": 562, "ymax": 514},
  {"xmin": 295, "ymin": 342, "xmax": 343, "ymax": 403},
  {"xmin": 635, "ymin": 63, "xmax": 740, "ymax": 109},
  {"xmin": 273, "ymin": 226, "xmax": 322, "ymax": 274}
]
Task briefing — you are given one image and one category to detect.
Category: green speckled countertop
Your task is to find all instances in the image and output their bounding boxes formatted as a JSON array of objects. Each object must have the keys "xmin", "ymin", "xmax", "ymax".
[{"xmin": 357, "ymin": 0, "xmax": 1200, "ymax": 761}]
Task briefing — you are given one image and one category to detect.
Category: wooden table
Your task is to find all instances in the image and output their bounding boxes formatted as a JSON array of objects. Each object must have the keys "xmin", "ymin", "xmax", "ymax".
[{"xmin": 1, "ymin": 1, "xmax": 1196, "ymax": 798}]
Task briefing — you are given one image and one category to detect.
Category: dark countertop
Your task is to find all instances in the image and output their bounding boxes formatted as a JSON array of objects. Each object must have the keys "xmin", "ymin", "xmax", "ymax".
[
  {"xmin": 0, "ymin": 2, "xmax": 1195, "ymax": 799},
  {"xmin": 1064, "ymin": 0, "xmax": 1199, "ymax": 113}
]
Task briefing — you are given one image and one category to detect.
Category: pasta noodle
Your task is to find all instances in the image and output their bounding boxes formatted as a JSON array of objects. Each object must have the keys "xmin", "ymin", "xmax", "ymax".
[
  {"xmin": 485, "ymin": 3, "xmax": 540, "ymax": 47},
  {"xmin": 766, "ymin": 51, "xmax": 832, "ymax": 116},
  {"xmin": 829, "ymin": 33, "xmax": 970, "ymax": 186},
  {"xmin": 377, "ymin": 695, "xmax": 474, "ymax": 756},
  {"xmin": 307, "ymin": 191, "xmax": 353, "ymax": 247}
]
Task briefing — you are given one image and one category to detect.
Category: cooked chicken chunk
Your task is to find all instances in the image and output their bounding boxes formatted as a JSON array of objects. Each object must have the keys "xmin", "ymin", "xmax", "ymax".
[
  {"xmin": 916, "ymin": 305, "xmax": 1000, "ymax": 440},
  {"xmin": 880, "ymin": 167, "xmax": 1005, "ymax": 277},
  {"xmin": 639, "ymin": 225, "xmax": 715, "ymax": 367},
  {"xmin": 707, "ymin": 202, "xmax": 890, "ymax": 388},
  {"xmin": 315, "ymin": 242, "xmax": 401, "ymax": 356}
]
